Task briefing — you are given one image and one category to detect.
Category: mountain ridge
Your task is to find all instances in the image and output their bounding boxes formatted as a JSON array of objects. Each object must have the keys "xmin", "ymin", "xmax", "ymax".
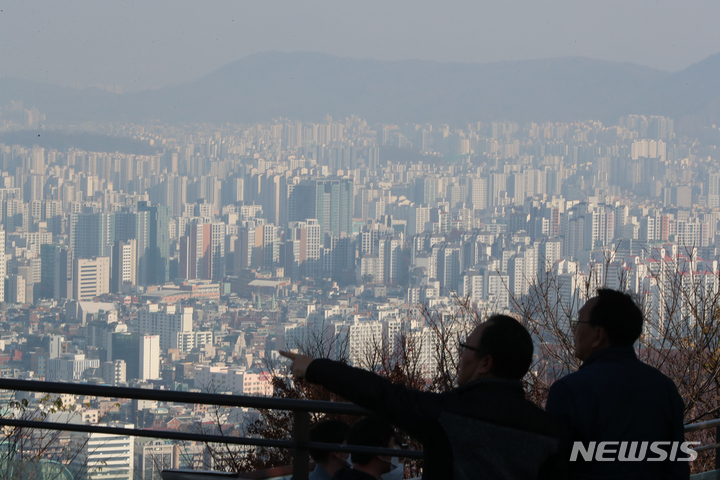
[{"xmin": 2, "ymin": 52, "xmax": 720, "ymax": 127}]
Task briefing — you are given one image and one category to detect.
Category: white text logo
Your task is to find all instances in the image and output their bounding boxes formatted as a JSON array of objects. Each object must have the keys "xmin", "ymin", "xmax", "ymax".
[{"xmin": 570, "ymin": 441, "xmax": 701, "ymax": 462}]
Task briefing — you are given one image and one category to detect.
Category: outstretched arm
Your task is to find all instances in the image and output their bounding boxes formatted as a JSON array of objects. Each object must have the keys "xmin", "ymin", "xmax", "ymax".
[{"xmin": 279, "ymin": 350, "xmax": 443, "ymax": 437}]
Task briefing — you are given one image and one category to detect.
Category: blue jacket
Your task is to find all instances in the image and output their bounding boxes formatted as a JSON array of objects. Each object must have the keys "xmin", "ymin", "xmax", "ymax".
[{"xmin": 546, "ymin": 346, "xmax": 689, "ymax": 480}]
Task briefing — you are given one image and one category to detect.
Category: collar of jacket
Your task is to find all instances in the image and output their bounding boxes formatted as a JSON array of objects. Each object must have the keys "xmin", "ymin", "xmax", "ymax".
[
  {"xmin": 454, "ymin": 377, "xmax": 525, "ymax": 395},
  {"xmin": 580, "ymin": 345, "xmax": 637, "ymax": 369}
]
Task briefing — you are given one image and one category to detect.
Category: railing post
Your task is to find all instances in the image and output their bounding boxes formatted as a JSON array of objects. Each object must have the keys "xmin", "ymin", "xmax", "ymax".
[
  {"xmin": 292, "ymin": 410, "xmax": 311, "ymax": 480},
  {"xmin": 715, "ymin": 427, "xmax": 720, "ymax": 470}
]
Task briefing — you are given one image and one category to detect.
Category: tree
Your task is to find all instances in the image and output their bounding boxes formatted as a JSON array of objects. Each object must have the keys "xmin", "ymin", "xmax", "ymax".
[
  {"xmin": 513, "ymin": 247, "xmax": 720, "ymax": 473},
  {"xmin": 202, "ymin": 296, "xmax": 481, "ymax": 477},
  {"xmin": 0, "ymin": 393, "xmax": 94, "ymax": 480}
]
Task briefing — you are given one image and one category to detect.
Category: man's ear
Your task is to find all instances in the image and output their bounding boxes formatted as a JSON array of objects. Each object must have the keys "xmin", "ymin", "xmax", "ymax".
[
  {"xmin": 593, "ymin": 326, "xmax": 610, "ymax": 349},
  {"xmin": 473, "ymin": 354, "xmax": 493, "ymax": 377}
]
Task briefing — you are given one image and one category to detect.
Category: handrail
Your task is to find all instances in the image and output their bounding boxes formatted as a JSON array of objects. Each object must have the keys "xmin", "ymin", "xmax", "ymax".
[
  {"xmin": 0, "ymin": 377, "xmax": 424, "ymax": 480},
  {"xmin": 0, "ymin": 417, "xmax": 424, "ymax": 458},
  {"xmin": 685, "ymin": 418, "xmax": 720, "ymax": 433},
  {"xmin": 0, "ymin": 378, "xmax": 369, "ymax": 414},
  {"xmin": 0, "ymin": 378, "xmax": 717, "ymax": 477},
  {"xmin": 0, "ymin": 377, "xmax": 710, "ymax": 433}
]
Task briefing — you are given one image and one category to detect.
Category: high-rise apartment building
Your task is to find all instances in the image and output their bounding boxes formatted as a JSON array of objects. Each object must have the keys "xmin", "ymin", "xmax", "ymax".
[
  {"xmin": 6, "ymin": 274, "xmax": 25, "ymax": 304},
  {"xmin": 136, "ymin": 441, "xmax": 178, "ymax": 480},
  {"xmin": 707, "ymin": 173, "xmax": 720, "ymax": 209},
  {"xmin": 137, "ymin": 304, "xmax": 196, "ymax": 351},
  {"xmin": 40, "ymin": 244, "xmax": 70, "ymax": 300},
  {"xmin": 137, "ymin": 201, "xmax": 170, "ymax": 285},
  {"xmin": 140, "ymin": 335, "xmax": 160, "ymax": 381},
  {"xmin": 236, "ymin": 221, "xmax": 257, "ymax": 271},
  {"xmin": 179, "ymin": 221, "xmax": 211, "ymax": 280},
  {"xmin": 80, "ymin": 423, "xmax": 134, "ymax": 480},
  {"xmin": 72, "ymin": 257, "xmax": 110, "ymax": 301},
  {"xmin": 0, "ymin": 228, "xmax": 5, "ymax": 303},
  {"xmin": 69, "ymin": 212, "xmax": 114, "ymax": 259},
  {"xmin": 468, "ymin": 176, "xmax": 488, "ymax": 210},
  {"xmin": 108, "ymin": 332, "xmax": 139, "ymax": 380},
  {"xmin": 286, "ymin": 219, "xmax": 321, "ymax": 278},
  {"xmin": 211, "ymin": 222, "xmax": 226, "ymax": 280},
  {"xmin": 46, "ymin": 353, "xmax": 100, "ymax": 382},
  {"xmin": 111, "ymin": 239, "xmax": 137, "ymax": 292},
  {"xmin": 321, "ymin": 233, "xmax": 355, "ymax": 280},
  {"xmin": 102, "ymin": 360, "xmax": 127, "ymax": 386},
  {"xmin": 289, "ymin": 177, "xmax": 353, "ymax": 236}
]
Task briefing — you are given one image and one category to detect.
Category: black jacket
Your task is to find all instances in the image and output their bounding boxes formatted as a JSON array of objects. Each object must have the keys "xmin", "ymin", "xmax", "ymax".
[
  {"xmin": 545, "ymin": 346, "xmax": 689, "ymax": 480},
  {"xmin": 331, "ymin": 466, "xmax": 377, "ymax": 480},
  {"xmin": 306, "ymin": 359, "xmax": 562, "ymax": 480}
]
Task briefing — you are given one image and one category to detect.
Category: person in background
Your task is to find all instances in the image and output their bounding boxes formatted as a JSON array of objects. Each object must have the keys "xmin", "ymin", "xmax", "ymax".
[
  {"xmin": 546, "ymin": 288, "xmax": 688, "ymax": 479},
  {"xmin": 332, "ymin": 416, "xmax": 402, "ymax": 480},
  {"xmin": 309, "ymin": 419, "xmax": 352, "ymax": 480}
]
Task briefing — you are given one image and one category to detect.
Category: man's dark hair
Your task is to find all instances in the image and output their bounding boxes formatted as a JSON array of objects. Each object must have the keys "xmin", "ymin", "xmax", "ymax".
[
  {"xmin": 346, "ymin": 416, "xmax": 395, "ymax": 465},
  {"xmin": 588, "ymin": 288, "xmax": 643, "ymax": 346},
  {"xmin": 309, "ymin": 419, "xmax": 351, "ymax": 463},
  {"xmin": 475, "ymin": 314, "xmax": 534, "ymax": 380}
]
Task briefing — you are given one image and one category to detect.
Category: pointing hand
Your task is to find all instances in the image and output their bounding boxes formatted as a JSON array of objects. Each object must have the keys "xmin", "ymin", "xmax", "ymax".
[{"xmin": 279, "ymin": 350, "xmax": 314, "ymax": 379}]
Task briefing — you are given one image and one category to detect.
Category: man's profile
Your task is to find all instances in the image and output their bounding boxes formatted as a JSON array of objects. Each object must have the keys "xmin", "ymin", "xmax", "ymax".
[{"xmin": 546, "ymin": 288, "xmax": 688, "ymax": 479}]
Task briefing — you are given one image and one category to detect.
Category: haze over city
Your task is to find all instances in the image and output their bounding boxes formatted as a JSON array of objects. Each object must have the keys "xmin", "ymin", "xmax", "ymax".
[{"xmin": 3, "ymin": 0, "xmax": 720, "ymax": 91}]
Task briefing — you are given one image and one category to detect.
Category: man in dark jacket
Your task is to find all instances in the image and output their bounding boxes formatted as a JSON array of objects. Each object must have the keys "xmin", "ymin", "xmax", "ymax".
[
  {"xmin": 545, "ymin": 288, "xmax": 689, "ymax": 480},
  {"xmin": 281, "ymin": 314, "xmax": 562, "ymax": 480}
]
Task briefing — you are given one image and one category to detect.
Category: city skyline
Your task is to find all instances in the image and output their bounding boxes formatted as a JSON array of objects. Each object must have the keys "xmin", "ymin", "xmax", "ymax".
[{"xmin": 0, "ymin": 109, "xmax": 716, "ymax": 477}]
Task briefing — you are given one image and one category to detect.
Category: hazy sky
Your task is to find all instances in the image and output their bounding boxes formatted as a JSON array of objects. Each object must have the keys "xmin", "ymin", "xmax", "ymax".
[{"xmin": 2, "ymin": 0, "xmax": 720, "ymax": 92}]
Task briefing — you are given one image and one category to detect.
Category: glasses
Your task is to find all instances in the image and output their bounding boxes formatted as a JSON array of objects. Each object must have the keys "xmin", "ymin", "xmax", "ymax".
[
  {"xmin": 459, "ymin": 342, "xmax": 482, "ymax": 354},
  {"xmin": 569, "ymin": 319, "xmax": 593, "ymax": 330}
]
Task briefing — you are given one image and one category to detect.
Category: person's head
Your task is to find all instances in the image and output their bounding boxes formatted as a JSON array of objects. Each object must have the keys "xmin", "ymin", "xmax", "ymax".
[
  {"xmin": 347, "ymin": 417, "xmax": 402, "ymax": 480},
  {"xmin": 573, "ymin": 288, "xmax": 644, "ymax": 361},
  {"xmin": 457, "ymin": 314, "xmax": 534, "ymax": 386},
  {"xmin": 309, "ymin": 419, "xmax": 351, "ymax": 476}
]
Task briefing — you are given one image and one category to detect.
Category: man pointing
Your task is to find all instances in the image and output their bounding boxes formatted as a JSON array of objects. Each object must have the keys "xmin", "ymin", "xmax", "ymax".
[{"xmin": 281, "ymin": 314, "xmax": 563, "ymax": 480}]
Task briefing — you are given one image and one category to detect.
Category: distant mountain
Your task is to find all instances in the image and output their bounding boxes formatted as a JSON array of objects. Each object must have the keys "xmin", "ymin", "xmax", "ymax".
[
  {"xmin": 4, "ymin": 52, "xmax": 720, "ymax": 127},
  {"xmin": 644, "ymin": 53, "xmax": 720, "ymax": 129},
  {"xmin": 0, "ymin": 130, "xmax": 159, "ymax": 155}
]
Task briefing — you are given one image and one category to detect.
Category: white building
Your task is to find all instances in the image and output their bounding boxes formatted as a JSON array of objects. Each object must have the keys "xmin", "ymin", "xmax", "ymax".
[
  {"xmin": 80, "ymin": 422, "xmax": 134, "ymax": 480},
  {"xmin": 46, "ymin": 354, "xmax": 99, "ymax": 382},
  {"xmin": 6, "ymin": 274, "xmax": 25, "ymax": 304},
  {"xmin": 174, "ymin": 331, "xmax": 213, "ymax": 353},
  {"xmin": 140, "ymin": 335, "xmax": 160, "ymax": 381},
  {"xmin": 112, "ymin": 239, "xmax": 137, "ymax": 292},
  {"xmin": 345, "ymin": 319, "xmax": 384, "ymax": 367},
  {"xmin": 102, "ymin": 359, "xmax": 127, "ymax": 386},
  {"xmin": 135, "ymin": 440, "xmax": 177, "ymax": 480},
  {"xmin": 73, "ymin": 256, "xmax": 110, "ymax": 301},
  {"xmin": 0, "ymin": 228, "xmax": 5, "ymax": 302},
  {"xmin": 137, "ymin": 304, "xmax": 196, "ymax": 352}
]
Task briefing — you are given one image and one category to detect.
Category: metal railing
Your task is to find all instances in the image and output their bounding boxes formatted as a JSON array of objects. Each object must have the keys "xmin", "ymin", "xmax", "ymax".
[
  {"xmin": 0, "ymin": 378, "xmax": 716, "ymax": 479},
  {"xmin": 0, "ymin": 378, "xmax": 422, "ymax": 480}
]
